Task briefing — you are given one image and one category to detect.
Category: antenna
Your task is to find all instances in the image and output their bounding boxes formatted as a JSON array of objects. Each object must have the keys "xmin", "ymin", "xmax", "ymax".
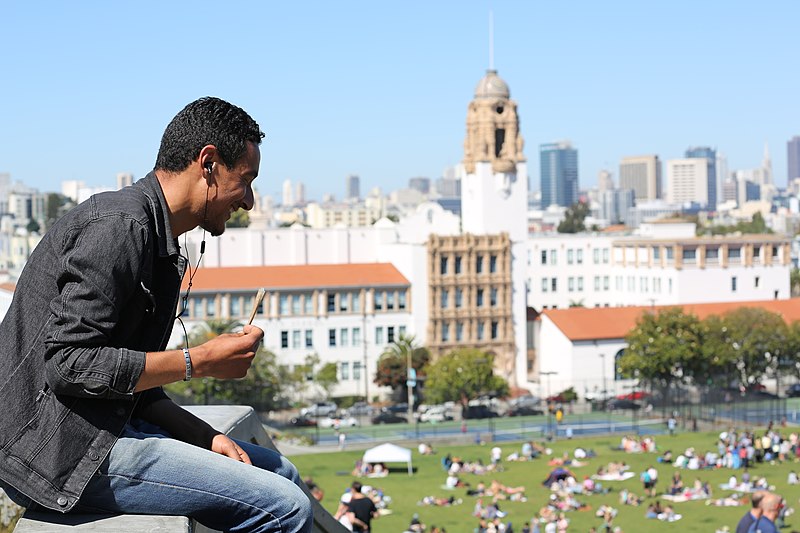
[{"xmin": 489, "ymin": 10, "xmax": 494, "ymax": 70}]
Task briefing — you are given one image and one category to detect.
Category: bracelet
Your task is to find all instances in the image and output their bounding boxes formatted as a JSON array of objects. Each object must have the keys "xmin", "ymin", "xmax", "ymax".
[{"xmin": 182, "ymin": 347, "xmax": 193, "ymax": 381}]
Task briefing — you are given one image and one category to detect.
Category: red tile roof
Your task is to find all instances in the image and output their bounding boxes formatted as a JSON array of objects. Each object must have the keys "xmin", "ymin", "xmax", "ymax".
[
  {"xmin": 182, "ymin": 263, "xmax": 410, "ymax": 291},
  {"xmin": 543, "ymin": 299, "xmax": 800, "ymax": 341}
]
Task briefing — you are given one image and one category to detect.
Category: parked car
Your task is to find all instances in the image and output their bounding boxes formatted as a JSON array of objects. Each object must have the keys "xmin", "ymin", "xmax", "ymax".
[
  {"xmin": 507, "ymin": 405, "xmax": 544, "ymax": 417},
  {"xmin": 419, "ymin": 405, "xmax": 454, "ymax": 423},
  {"xmin": 463, "ymin": 405, "xmax": 499, "ymax": 419},
  {"xmin": 300, "ymin": 401, "xmax": 337, "ymax": 418},
  {"xmin": 345, "ymin": 402, "xmax": 374, "ymax": 417},
  {"xmin": 371, "ymin": 412, "xmax": 407, "ymax": 424},
  {"xmin": 787, "ymin": 384, "xmax": 800, "ymax": 397},
  {"xmin": 509, "ymin": 394, "xmax": 541, "ymax": 408},
  {"xmin": 615, "ymin": 391, "xmax": 650, "ymax": 401},
  {"xmin": 385, "ymin": 402, "xmax": 410, "ymax": 414},
  {"xmin": 606, "ymin": 398, "xmax": 641, "ymax": 411},
  {"xmin": 288, "ymin": 416, "xmax": 317, "ymax": 427},
  {"xmin": 318, "ymin": 415, "xmax": 359, "ymax": 429}
]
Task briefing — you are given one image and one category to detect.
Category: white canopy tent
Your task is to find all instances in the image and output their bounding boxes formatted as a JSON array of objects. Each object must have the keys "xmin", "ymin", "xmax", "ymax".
[{"xmin": 362, "ymin": 443, "xmax": 413, "ymax": 475}]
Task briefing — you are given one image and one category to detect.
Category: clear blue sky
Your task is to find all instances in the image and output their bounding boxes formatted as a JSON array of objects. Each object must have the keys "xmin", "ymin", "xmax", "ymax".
[{"xmin": 2, "ymin": 1, "xmax": 798, "ymax": 201}]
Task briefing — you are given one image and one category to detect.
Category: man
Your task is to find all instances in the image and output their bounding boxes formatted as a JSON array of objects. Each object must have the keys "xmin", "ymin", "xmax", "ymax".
[
  {"xmin": 346, "ymin": 482, "xmax": 378, "ymax": 533},
  {"xmin": 736, "ymin": 490, "xmax": 765, "ymax": 533},
  {"xmin": 0, "ymin": 97, "xmax": 313, "ymax": 532},
  {"xmin": 747, "ymin": 492, "xmax": 782, "ymax": 533}
]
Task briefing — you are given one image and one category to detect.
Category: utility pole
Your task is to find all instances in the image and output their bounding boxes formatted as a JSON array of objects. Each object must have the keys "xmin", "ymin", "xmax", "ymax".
[
  {"xmin": 406, "ymin": 347, "xmax": 415, "ymax": 423},
  {"xmin": 362, "ymin": 309, "xmax": 369, "ymax": 403},
  {"xmin": 541, "ymin": 371, "xmax": 558, "ymax": 440}
]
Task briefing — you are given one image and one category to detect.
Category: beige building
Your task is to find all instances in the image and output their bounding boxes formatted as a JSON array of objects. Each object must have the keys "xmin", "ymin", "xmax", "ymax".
[
  {"xmin": 426, "ymin": 233, "xmax": 518, "ymax": 384},
  {"xmin": 619, "ymin": 155, "xmax": 661, "ymax": 201}
]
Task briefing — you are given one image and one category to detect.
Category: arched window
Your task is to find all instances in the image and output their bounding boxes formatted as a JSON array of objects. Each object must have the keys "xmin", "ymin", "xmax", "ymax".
[{"xmin": 614, "ymin": 349, "xmax": 626, "ymax": 381}]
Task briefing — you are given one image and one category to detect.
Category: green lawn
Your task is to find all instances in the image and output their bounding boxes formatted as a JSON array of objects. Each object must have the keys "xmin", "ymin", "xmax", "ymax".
[{"xmin": 290, "ymin": 429, "xmax": 800, "ymax": 532}]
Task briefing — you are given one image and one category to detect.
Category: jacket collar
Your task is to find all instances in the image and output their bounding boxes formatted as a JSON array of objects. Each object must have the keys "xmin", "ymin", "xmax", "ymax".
[{"xmin": 136, "ymin": 171, "xmax": 180, "ymax": 258}]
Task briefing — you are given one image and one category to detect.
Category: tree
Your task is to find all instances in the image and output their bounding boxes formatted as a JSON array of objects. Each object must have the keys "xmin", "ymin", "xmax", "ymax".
[
  {"xmin": 316, "ymin": 362, "xmax": 339, "ymax": 398},
  {"xmin": 557, "ymin": 201, "xmax": 590, "ymax": 233},
  {"xmin": 791, "ymin": 268, "xmax": 800, "ymax": 297},
  {"xmin": 714, "ymin": 307, "xmax": 788, "ymax": 388},
  {"xmin": 787, "ymin": 321, "xmax": 800, "ymax": 380},
  {"xmin": 226, "ymin": 208, "xmax": 250, "ymax": 228},
  {"xmin": 422, "ymin": 348, "xmax": 509, "ymax": 412},
  {"xmin": 26, "ymin": 219, "xmax": 40, "ymax": 234},
  {"xmin": 374, "ymin": 335, "xmax": 430, "ymax": 402},
  {"xmin": 620, "ymin": 308, "xmax": 705, "ymax": 387},
  {"xmin": 45, "ymin": 193, "xmax": 72, "ymax": 230}
]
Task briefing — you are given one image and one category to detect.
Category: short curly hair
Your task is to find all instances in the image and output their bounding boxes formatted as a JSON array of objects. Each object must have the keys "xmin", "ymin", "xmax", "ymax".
[{"xmin": 155, "ymin": 96, "xmax": 264, "ymax": 172}]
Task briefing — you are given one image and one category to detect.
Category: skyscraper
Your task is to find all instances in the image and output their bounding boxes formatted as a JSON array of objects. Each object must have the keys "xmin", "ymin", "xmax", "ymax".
[
  {"xmin": 619, "ymin": 155, "xmax": 661, "ymax": 201},
  {"xmin": 408, "ymin": 177, "xmax": 431, "ymax": 194},
  {"xmin": 597, "ymin": 170, "xmax": 614, "ymax": 193},
  {"xmin": 684, "ymin": 146, "xmax": 717, "ymax": 209},
  {"xmin": 345, "ymin": 174, "xmax": 360, "ymax": 201},
  {"xmin": 282, "ymin": 179, "xmax": 293, "ymax": 206},
  {"xmin": 666, "ymin": 158, "xmax": 708, "ymax": 205},
  {"xmin": 540, "ymin": 141, "xmax": 578, "ymax": 208},
  {"xmin": 116, "ymin": 172, "xmax": 134, "ymax": 190},
  {"xmin": 787, "ymin": 136, "xmax": 800, "ymax": 183}
]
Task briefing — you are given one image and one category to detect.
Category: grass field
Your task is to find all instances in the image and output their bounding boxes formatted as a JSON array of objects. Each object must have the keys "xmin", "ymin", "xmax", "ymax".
[{"xmin": 290, "ymin": 428, "xmax": 800, "ymax": 532}]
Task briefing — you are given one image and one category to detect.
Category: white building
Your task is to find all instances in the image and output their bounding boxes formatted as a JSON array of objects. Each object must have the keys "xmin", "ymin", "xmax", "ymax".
[
  {"xmin": 533, "ymin": 299, "xmax": 800, "ymax": 397},
  {"xmin": 667, "ymin": 158, "xmax": 708, "ymax": 205},
  {"xmin": 282, "ymin": 179, "xmax": 294, "ymax": 207},
  {"xmin": 169, "ymin": 263, "xmax": 412, "ymax": 399},
  {"xmin": 526, "ymin": 222, "xmax": 791, "ymax": 311},
  {"xmin": 619, "ymin": 155, "xmax": 661, "ymax": 201}
]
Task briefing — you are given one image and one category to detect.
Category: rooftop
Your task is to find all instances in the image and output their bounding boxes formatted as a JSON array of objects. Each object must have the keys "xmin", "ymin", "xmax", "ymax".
[{"xmin": 542, "ymin": 298, "xmax": 800, "ymax": 341}]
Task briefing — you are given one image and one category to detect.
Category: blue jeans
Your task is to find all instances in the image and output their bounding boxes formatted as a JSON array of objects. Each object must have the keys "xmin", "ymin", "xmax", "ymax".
[{"xmin": 73, "ymin": 421, "xmax": 313, "ymax": 532}]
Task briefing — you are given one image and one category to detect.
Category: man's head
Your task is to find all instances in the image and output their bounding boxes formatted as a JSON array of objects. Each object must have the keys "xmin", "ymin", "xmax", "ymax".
[
  {"xmin": 751, "ymin": 490, "xmax": 766, "ymax": 514},
  {"xmin": 155, "ymin": 97, "xmax": 265, "ymax": 236},
  {"xmin": 760, "ymin": 492, "xmax": 783, "ymax": 521}
]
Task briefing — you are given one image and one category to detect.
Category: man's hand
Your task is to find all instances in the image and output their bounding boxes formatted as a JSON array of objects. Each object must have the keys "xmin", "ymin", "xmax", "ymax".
[
  {"xmin": 193, "ymin": 325, "xmax": 263, "ymax": 379},
  {"xmin": 211, "ymin": 433, "xmax": 252, "ymax": 465}
]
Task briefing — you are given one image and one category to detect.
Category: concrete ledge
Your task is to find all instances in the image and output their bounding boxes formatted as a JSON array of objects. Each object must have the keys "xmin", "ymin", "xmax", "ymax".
[{"xmin": 15, "ymin": 405, "xmax": 346, "ymax": 533}]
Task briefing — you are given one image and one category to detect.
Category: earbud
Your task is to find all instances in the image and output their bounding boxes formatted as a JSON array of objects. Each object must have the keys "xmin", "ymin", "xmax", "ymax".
[{"xmin": 205, "ymin": 162, "xmax": 213, "ymax": 175}]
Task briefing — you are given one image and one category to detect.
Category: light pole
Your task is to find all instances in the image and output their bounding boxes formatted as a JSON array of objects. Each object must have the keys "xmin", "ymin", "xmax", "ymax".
[
  {"xmin": 406, "ymin": 347, "xmax": 415, "ymax": 424},
  {"xmin": 541, "ymin": 371, "xmax": 558, "ymax": 440},
  {"xmin": 600, "ymin": 353, "xmax": 607, "ymax": 402},
  {"xmin": 362, "ymin": 310, "xmax": 369, "ymax": 404}
]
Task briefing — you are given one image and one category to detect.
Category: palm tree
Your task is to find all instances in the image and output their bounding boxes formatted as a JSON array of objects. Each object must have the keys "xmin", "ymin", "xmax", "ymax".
[
  {"xmin": 188, "ymin": 318, "xmax": 243, "ymax": 345},
  {"xmin": 375, "ymin": 334, "xmax": 429, "ymax": 403}
]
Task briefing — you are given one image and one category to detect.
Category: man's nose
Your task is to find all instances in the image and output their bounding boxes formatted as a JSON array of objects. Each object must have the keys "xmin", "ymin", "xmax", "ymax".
[{"xmin": 242, "ymin": 186, "xmax": 255, "ymax": 211}]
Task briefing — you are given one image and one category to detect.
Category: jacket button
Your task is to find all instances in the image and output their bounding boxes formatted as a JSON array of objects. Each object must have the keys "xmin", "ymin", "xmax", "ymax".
[
  {"xmin": 89, "ymin": 451, "xmax": 100, "ymax": 461},
  {"xmin": 57, "ymin": 496, "xmax": 68, "ymax": 507}
]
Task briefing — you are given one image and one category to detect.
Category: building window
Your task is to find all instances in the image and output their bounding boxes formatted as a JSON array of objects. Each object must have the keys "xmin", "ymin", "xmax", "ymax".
[
  {"xmin": 540, "ymin": 250, "xmax": 547, "ymax": 265},
  {"xmin": 281, "ymin": 330, "xmax": 289, "ymax": 349},
  {"xmin": 541, "ymin": 278, "xmax": 548, "ymax": 293},
  {"xmin": 352, "ymin": 292, "xmax": 361, "ymax": 313},
  {"xmin": 289, "ymin": 330, "xmax": 298, "ymax": 348},
  {"xmin": 375, "ymin": 327, "xmax": 384, "ymax": 346},
  {"xmin": 455, "ymin": 256, "xmax": 462, "ymax": 274},
  {"xmin": 455, "ymin": 288, "xmax": 463, "ymax": 308},
  {"xmin": 441, "ymin": 289, "xmax": 449, "ymax": 308},
  {"xmin": 603, "ymin": 276, "xmax": 610, "ymax": 291},
  {"xmin": 477, "ymin": 255, "xmax": 484, "ymax": 273},
  {"xmin": 653, "ymin": 247, "xmax": 660, "ymax": 261},
  {"xmin": 682, "ymin": 248, "xmax": 696, "ymax": 263},
  {"xmin": 328, "ymin": 329, "xmax": 336, "ymax": 347},
  {"xmin": 593, "ymin": 249, "xmax": 600, "ymax": 264},
  {"xmin": 477, "ymin": 288, "xmax": 484, "ymax": 306},
  {"xmin": 440, "ymin": 257, "xmax": 448, "ymax": 275},
  {"xmin": 603, "ymin": 248, "xmax": 609, "ymax": 264},
  {"xmin": 456, "ymin": 322, "xmax": 463, "ymax": 341},
  {"xmin": 491, "ymin": 321, "xmax": 499, "ymax": 339},
  {"xmin": 576, "ymin": 249, "xmax": 583, "ymax": 264},
  {"xmin": 205, "ymin": 298, "xmax": 216, "ymax": 317},
  {"xmin": 304, "ymin": 294, "xmax": 314, "ymax": 315},
  {"xmin": 732, "ymin": 276, "xmax": 737, "ymax": 292},
  {"xmin": 387, "ymin": 326, "xmax": 395, "ymax": 344},
  {"xmin": 551, "ymin": 278, "xmax": 557, "ymax": 292},
  {"xmin": 567, "ymin": 249, "xmax": 574, "ymax": 264},
  {"xmin": 399, "ymin": 325, "xmax": 406, "ymax": 337},
  {"xmin": 340, "ymin": 328, "xmax": 349, "ymax": 347},
  {"xmin": 755, "ymin": 276, "xmax": 760, "ymax": 288},
  {"xmin": 305, "ymin": 329, "xmax": 313, "ymax": 348},
  {"xmin": 353, "ymin": 361, "xmax": 361, "ymax": 381},
  {"xmin": 477, "ymin": 322, "xmax": 485, "ymax": 340},
  {"xmin": 550, "ymin": 249, "xmax": 557, "ymax": 265},
  {"xmin": 386, "ymin": 292, "xmax": 395, "ymax": 310},
  {"xmin": 568, "ymin": 277, "xmax": 574, "ymax": 292},
  {"xmin": 666, "ymin": 247, "xmax": 674, "ymax": 260},
  {"xmin": 279, "ymin": 294, "xmax": 288, "ymax": 315},
  {"xmin": 230, "ymin": 297, "xmax": 241, "ymax": 317},
  {"xmin": 398, "ymin": 291, "xmax": 406, "ymax": 310},
  {"xmin": 352, "ymin": 327, "xmax": 361, "ymax": 346},
  {"xmin": 490, "ymin": 255, "xmax": 497, "ymax": 273},
  {"xmin": 578, "ymin": 277, "xmax": 584, "ymax": 291},
  {"xmin": 706, "ymin": 247, "xmax": 719, "ymax": 262},
  {"xmin": 442, "ymin": 323, "xmax": 450, "ymax": 342},
  {"xmin": 339, "ymin": 293, "xmax": 349, "ymax": 312},
  {"xmin": 374, "ymin": 291, "xmax": 383, "ymax": 310},
  {"xmin": 594, "ymin": 276, "xmax": 600, "ymax": 291},
  {"xmin": 327, "ymin": 293, "xmax": 336, "ymax": 313},
  {"xmin": 729, "ymin": 247, "xmax": 741, "ymax": 261},
  {"xmin": 341, "ymin": 362, "xmax": 350, "ymax": 380}
]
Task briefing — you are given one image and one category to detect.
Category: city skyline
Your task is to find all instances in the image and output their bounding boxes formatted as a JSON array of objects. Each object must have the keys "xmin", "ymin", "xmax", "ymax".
[{"xmin": 2, "ymin": 1, "xmax": 799, "ymax": 201}]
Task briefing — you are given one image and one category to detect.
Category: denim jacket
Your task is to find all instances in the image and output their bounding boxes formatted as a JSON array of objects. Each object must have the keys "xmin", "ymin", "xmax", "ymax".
[{"xmin": 0, "ymin": 172, "xmax": 185, "ymax": 511}]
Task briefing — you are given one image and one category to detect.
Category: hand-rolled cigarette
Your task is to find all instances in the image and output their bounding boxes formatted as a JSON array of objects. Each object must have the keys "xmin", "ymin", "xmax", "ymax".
[{"xmin": 247, "ymin": 288, "xmax": 266, "ymax": 325}]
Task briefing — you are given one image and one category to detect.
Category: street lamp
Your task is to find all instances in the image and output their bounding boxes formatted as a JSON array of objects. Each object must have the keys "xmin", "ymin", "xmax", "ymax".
[
  {"xmin": 541, "ymin": 371, "xmax": 558, "ymax": 440},
  {"xmin": 406, "ymin": 348, "xmax": 416, "ymax": 424},
  {"xmin": 599, "ymin": 353, "xmax": 607, "ymax": 403}
]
